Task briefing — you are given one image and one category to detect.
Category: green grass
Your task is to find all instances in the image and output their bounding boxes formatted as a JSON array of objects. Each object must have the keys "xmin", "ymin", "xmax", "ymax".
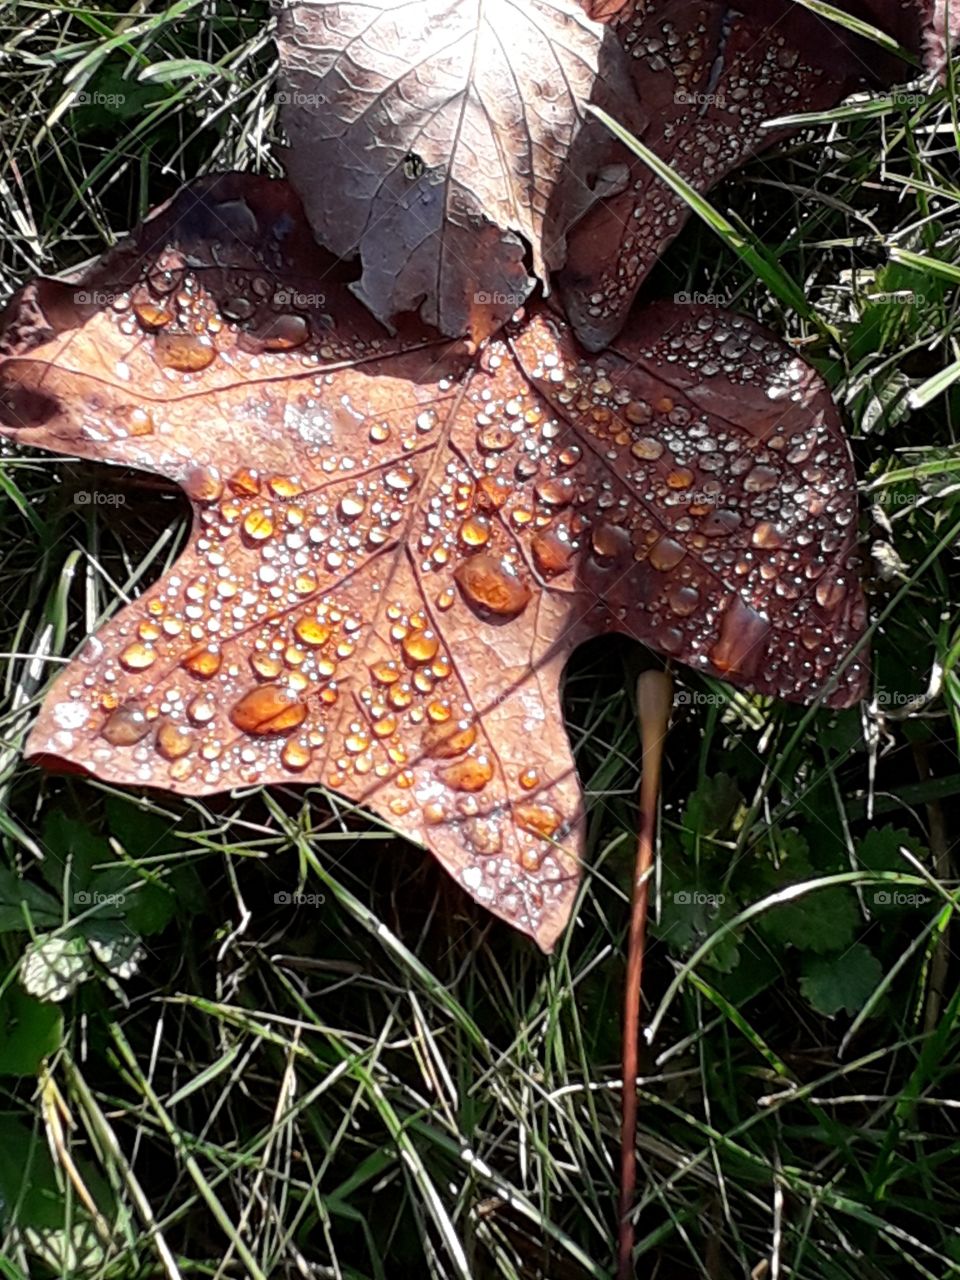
[{"xmin": 1, "ymin": 3, "xmax": 960, "ymax": 1278}]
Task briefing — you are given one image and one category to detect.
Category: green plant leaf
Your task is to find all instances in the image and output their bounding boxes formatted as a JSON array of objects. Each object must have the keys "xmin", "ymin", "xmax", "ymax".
[
  {"xmin": 0, "ymin": 985, "xmax": 63, "ymax": 1076},
  {"xmin": 799, "ymin": 944, "xmax": 884, "ymax": 1017}
]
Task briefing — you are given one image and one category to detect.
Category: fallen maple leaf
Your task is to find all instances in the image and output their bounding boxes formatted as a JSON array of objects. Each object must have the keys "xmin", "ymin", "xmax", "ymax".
[
  {"xmin": 0, "ymin": 174, "xmax": 868, "ymax": 950},
  {"xmin": 277, "ymin": 0, "xmax": 954, "ymax": 348}
]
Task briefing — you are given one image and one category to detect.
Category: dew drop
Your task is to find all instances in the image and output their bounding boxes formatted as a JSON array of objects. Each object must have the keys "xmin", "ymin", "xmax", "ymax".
[
  {"xmin": 454, "ymin": 555, "xmax": 531, "ymax": 618},
  {"xmin": 101, "ymin": 705, "xmax": 150, "ymax": 746},
  {"xmin": 230, "ymin": 685, "xmax": 306, "ymax": 735},
  {"xmin": 155, "ymin": 331, "xmax": 216, "ymax": 372}
]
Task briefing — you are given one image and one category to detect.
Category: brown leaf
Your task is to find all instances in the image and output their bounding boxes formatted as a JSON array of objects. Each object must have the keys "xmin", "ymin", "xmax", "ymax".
[
  {"xmin": 276, "ymin": 0, "xmax": 641, "ymax": 340},
  {"xmin": 278, "ymin": 0, "xmax": 951, "ymax": 349},
  {"xmin": 559, "ymin": 0, "xmax": 954, "ymax": 349},
  {"xmin": 0, "ymin": 175, "xmax": 868, "ymax": 950}
]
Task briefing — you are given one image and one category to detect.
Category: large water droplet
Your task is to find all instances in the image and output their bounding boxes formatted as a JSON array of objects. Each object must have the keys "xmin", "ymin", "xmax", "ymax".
[
  {"xmin": 454, "ymin": 555, "xmax": 531, "ymax": 618},
  {"xmin": 230, "ymin": 685, "xmax": 306, "ymax": 734}
]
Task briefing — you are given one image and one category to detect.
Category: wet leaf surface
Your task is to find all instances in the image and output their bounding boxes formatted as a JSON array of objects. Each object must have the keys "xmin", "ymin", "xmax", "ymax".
[{"xmin": 0, "ymin": 174, "xmax": 868, "ymax": 949}]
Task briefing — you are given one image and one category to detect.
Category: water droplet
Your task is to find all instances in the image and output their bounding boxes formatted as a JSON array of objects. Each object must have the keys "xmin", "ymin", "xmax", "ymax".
[
  {"xmin": 120, "ymin": 643, "xmax": 156, "ymax": 671},
  {"xmin": 438, "ymin": 754, "xmax": 493, "ymax": 792},
  {"xmin": 454, "ymin": 555, "xmax": 531, "ymax": 618},
  {"xmin": 648, "ymin": 536, "xmax": 686, "ymax": 571},
  {"xmin": 385, "ymin": 467, "xmax": 416, "ymax": 492},
  {"xmin": 459, "ymin": 515, "xmax": 490, "ymax": 547},
  {"xmin": 752, "ymin": 522, "xmax": 785, "ymax": 549},
  {"xmin": 101, "ymin": 705, "xmax": 149, "ymax": 746},
  {"xmin": 156, "ymin": 721, "xmax": 193, "ymax": 760},
  {"xmin": 708, "ymin": 597, "xmax": 770, "ymax": 681},
  {"xmin": 261, "ymin": 314, "xmax": 309, "ymax": 350},
  {"xmin": 478, "ymin": 422, "xmax": 513, "ymax": 452},
  {"xmin": 515, "ymin": 803, "xmax": 561, "ymax": 838},
  {"xmin": 155, "ymin": 331, "xmax": 216, "ymax": 372},
  {"xmin": 476, "ymin": 475, "xmax": 509, "ymax": 511},
  {"xmin": 183, "ymin": 466, "xmax": 223, "ymax": 503},
  {"xmin": 371, "ymin": 660, "xmax": 400, "ymax": 685},
  {"xmin": 532, "ymin": 530, "xmax": 573, "ymax": 576},
  {"xmin": 744, "ymin": 465, "xmax": 778, "ymax": 494},
  {"xmin": 230, "ymin": 685, "xmax": 306, "ymax": 734},
  {"xmin": 591, "ymin": 523, "xmax": 630, "ymax": 563},
  {"xmin": 281, "ymin": 739, "xmax": 312, "ymax": 771},
  {"xmin": 402, "ymin": 630, "xmax": 440, "ymax": 664},
  {"xmin": 182, "ymin": 645, "xmax": 221, "ymax": 679},
  {"xmin": 424, "ymin": 719, "xmax": 477, "ymax": 758},
  {"xmin": 534, "ymin": 476, "xmax": 574, "ymax": 507},
  {"xmin": 339, "ymin": 493, "xmax": 365, "ymax": 519},
  {"xmin": 518, "ymin": 767, "xmax": 540, "ymax": 791},
  {"xmin": 267, "ymin": 475, "xmax": 302, "ymax": 499},
  {"xmin": 631, "ymin": 437, "xmax": 663, "ymax": 461},
  {"xmin": 243, "ymin": 510, "xmax": 274, "ymax": 542},
  {"xmin": 133, "ymin": 298, "xmax": 173, "ymax": 330},
  {"xmin": 667, "ymin": 584, "xmax": 699, "ymax": 616}
]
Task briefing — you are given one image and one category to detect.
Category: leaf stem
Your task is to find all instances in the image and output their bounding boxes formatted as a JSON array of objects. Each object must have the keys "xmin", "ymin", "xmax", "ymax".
[{"xmin": 618, "ymin": 667, "xmax": 673, "ymax": 1280}]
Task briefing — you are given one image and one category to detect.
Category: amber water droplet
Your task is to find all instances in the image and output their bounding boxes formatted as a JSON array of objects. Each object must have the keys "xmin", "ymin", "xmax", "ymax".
[
  {"xmin": 427, "ymin": 699, "xmax": 451, "ymax": 722},
  {"xmin": 281, "ymin": 740, "xmax": 312, "ymax": 771},
  {"xmin": 243, "ymin": 510, "xmax": 274, "ymax": 542},
  {"xmin": 230, "ymin": 685, "xmax": 306, "ymax": 735},
  {"xmin": 666, "ymin": 468, "xmax": 694, "ymax": 490},
  {"xmin": 371, "ymin": 660, "xmax": 400, "ymax": 685},
  {"xmin": 424, "ymin": 719, "xmax": 477, "ymax": 758},
  {"xmin": 182, "ymin": 645, "xmax": 221, "ymax": 679},
  {"xmin": 631, "ymin": 437, "xmax": 663, "ymax": 461},
  {"xmin": 251, "ymin": 652, "xmax": 283, "ymax": 679},
  {"xmin": 389, "ymin": 795, "xmax": 412, "ymax": 816},
  {"xmin": 230, "ymin": 469, "xmax": 260, "ymax": 496},
  {"xmin": 454, "ymin": 555, "xmax": 531, "ymax": 618},
  {"xmin": 478, "ymin": 422, "xmax": 513, "ymax": 452},
  {"xmin": 476, "ymin": 475, "xmax": 508, "ymax": 511},
  {"xmin": 701, "ymin": 509, "xmax": 741, "ymax": 538},
  {"xmin": 155, "ymin": 331, "xmax": 215, "ymax": 372},
  {"xmin": 436, "ymin": 587, "xmax": 455, "ymax": 611},
  {"xmin": 133, "ymin": 298, "xmax": 173, "ymax": 330},
  {"xmin": 294, "ymin": 617, "xmax": 330, "ymax": 647},
  {"xmin": 558, "ymin": 445, "xmax": 582, "ymax": 468},
  {"xmin": 515, "ymin": 803, "xmax": 561, "ymax": 838},
  {"xmin": 389, "ymin": 682, "xmax": 414, "ymax": 709},
  {"xmin": 531, "ymin": 530, "xmax": 573, "ymax": 577},
  {"xmin": 267, "ymin": 475, "xmax": 302, "ymax": 499},
  {"xmin": 156, "ymin": 721, "xmax": 193, "ymax": 760},
  {"xmin": 648, "ymin": 536, "xmax": 686, "ymax": 572},
  {"xmin": 518, "ymin": 767, "xmax": 540, "ymax": 791},
  {"xmin": 402, "ymin": 630, "xmax": 439, "ymax": 664},
  {"xmin": 459, "ymin": 515, "xmax": 490, "ymax": 547},
  {"xmin": 535, "ymin": 476, "xmax": 574, "ymax": 508},
  {"xmin": 101, "ymin": 705, "xmax": 150, "ymax": 746},
  {"xmin": 438, "ymin": 754, "xmax": 493, "ymax": 792},
  {"xmin": 708, "ymin": 597, "xmax": 770, "ymax": 681},
  {"xmin": 120, "ymin": 643, "xmax": 156, "ymax": 671}
]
